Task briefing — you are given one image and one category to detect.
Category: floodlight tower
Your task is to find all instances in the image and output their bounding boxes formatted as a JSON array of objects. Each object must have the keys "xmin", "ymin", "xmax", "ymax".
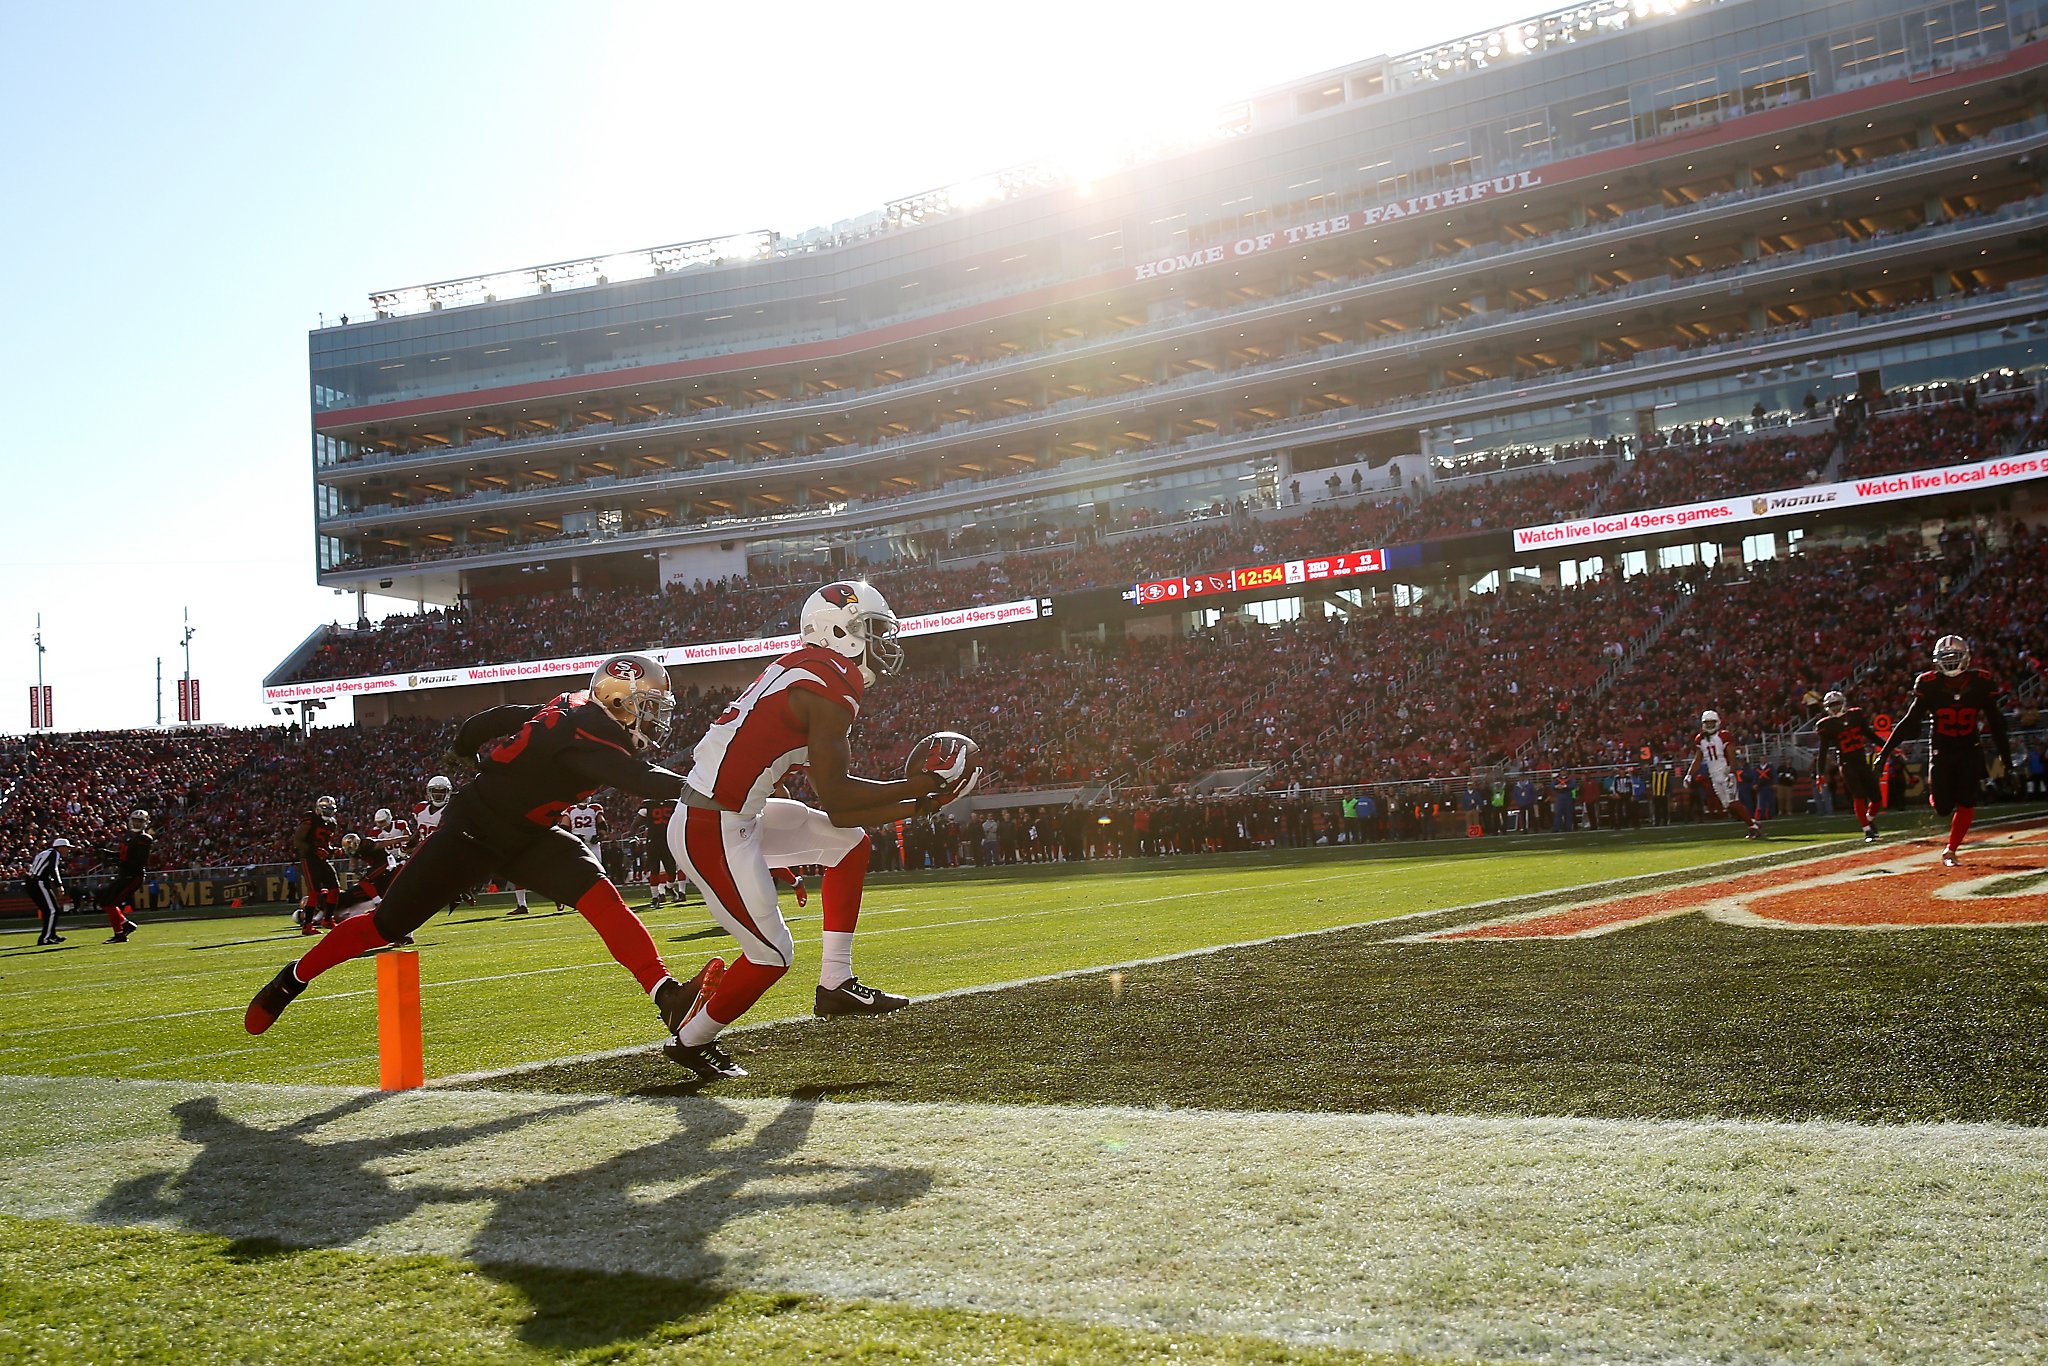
[{"xmin": 181, "ymin": 608, "xmax": 196, "ymax": 724}]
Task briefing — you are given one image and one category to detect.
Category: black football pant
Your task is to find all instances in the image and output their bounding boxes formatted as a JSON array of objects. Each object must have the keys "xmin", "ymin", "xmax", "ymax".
[
  {"xmin": 369, "ymin": 811, "xmax": 607, "ymax": 943},
  {"xmin": 29, "ymin": 884, "xmax": 61, "ymax": 942}
]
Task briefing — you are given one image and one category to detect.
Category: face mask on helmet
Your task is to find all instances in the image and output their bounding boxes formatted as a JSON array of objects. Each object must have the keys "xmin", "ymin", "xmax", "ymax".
[
  {"xmin": 802, "ymin": 582, "xmax": 903, "ymax": 687},
  {"xmin": 1933, "ymin": 635, "xmax": 1969, "ymax": 677},
  {"xmin": 128, "ymin": 810, "xmax": 150, "ymax": 832},
  {"xmin": 1700, "ymin": 712, "xmax": 1721, "ymax": 735},
  {"xmin": 591, "ymin": 653, "xmax": 675, "ymax": 752},
  {"xmin": 374, "ymin": 808, "xmax": 393, "ymax": 828},
  {"xmin": 1823, "ymin": 691, "xmax": 1847, "ymax": 717},
  {"xmin": 426, "ymin": 776, "xmax": 452, "ymax": 806},
  {"xmin": 315, "ymin": 796, "xmax": 337, "ymax": 819}
]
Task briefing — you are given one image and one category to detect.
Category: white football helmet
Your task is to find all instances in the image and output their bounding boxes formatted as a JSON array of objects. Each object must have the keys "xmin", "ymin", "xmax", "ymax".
[
  {"xmin": 1933, "ymin": 635, "xmax": 1970, "ymax": 676},
  {"xmin": 1823, "ymin": 691, "xmax": 1847, "ymax": 717},
  {"xmin": 425, "ymin": 775, "xmax": 452, "ymax": 807},
  {"xmin": 1700, "ymin": 710, "xmax": 1721, "ymax": 735},
  {"xmin": 590, "ymin": 653, "xmax": 675, "ymax": 752},
  {"xmin": 314, "ymin": 795, "xmax": 337, "ymax": 819},
  {"xmin": 374, "ymin": 808, "xmax": 393, "ymax": 829},
  {"xmin": 800, "ymin": 581, "xmax": 902, "ymax": 686},
  {"xmin": 127, "ymin": 809, "xmax": 151, "ymax": 832}
]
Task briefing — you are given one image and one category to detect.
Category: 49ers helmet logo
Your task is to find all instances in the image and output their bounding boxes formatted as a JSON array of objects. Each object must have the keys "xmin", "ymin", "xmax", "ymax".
[{"xmin": 604, "ymin": 657, "xmax": 644, "ymax": 681}]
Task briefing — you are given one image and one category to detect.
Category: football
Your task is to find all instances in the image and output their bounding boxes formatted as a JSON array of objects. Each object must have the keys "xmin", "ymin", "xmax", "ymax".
[{"xmin": 907, "ymin": 730, "xmax": 981, "ymax": 792}]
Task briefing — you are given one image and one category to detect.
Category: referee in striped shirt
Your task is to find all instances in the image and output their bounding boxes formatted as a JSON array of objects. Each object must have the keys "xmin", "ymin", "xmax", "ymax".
[{"xmin": 26, "ymin": 837, "xmax": 72, "ymax": 946}]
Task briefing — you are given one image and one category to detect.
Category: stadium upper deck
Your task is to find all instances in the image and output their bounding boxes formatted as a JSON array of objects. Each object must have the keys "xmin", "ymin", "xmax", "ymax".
[{"xmin": 309, "ymin": 0, "xmax": 2048, "ymax": 611}]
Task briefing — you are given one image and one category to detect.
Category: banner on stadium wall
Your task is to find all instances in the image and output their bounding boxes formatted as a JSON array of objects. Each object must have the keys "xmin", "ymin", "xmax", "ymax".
[
  {"xmin": 1130, "ymin": 171, "xmax": 1545, "ymax": 283},
  {"xmin": 260, "ymin": 597, "xmax": 1049, "ymax": 704},
  {"xmin": 1510, "ymin": 451, "xmax": 2048, "ymax": 555},
  {"xmin": 1128, "ymin": 549, "xmax": 1388, "ymax": 607}
]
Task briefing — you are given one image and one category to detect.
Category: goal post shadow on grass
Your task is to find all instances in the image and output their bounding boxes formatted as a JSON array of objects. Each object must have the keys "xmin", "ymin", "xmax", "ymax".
[{"xmin": 87, "ymin": 1084, "xmax": 932, "ymax": 1353}]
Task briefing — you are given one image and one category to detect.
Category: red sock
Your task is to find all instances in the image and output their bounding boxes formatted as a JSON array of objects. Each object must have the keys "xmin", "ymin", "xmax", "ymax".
[
  {"xmin": 820, "ymin": 835, "xmax": 870, "ymax": 934},
  {"xmin": 1949, "ymin": 807, "xmax": 1974, "ymax": 851},
  {"xmin": 705, "ymin": 954, "xmax": 789, "ymax": 1026},
  {"xmin": 575, "ymin": 881, "xmax": 669, "ymax": 994},
  {"xmin": 1730, "ymin": 802, "xmax": 1753, "ymax": 823},
  {"xmin": 294, "ymin": 912, "xmax": 389, "ymax": 984},
  {"xmin": 106, "ymin": 905, "xmax": 124, "ymax": 932}
]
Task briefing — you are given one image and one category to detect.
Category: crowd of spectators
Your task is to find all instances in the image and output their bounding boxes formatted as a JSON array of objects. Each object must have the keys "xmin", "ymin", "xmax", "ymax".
[
  {"xmin": 1837, "ymin": 390, "xmax": 2038, "ymax": 479},
  {"xmin": 1540, "ymin": 537, "xmax": 1976, "ymax": 766},
  {"xmin": 0, "ymin": 728, "xmax": 294, "ymax": 875},
  {"xmin": 1602, "ymin": 430, "xmax": 1835, "ymax": 514},
  {"xmin": 11, "ymin": 523, "xmax": 2047, "ymax": 880}
]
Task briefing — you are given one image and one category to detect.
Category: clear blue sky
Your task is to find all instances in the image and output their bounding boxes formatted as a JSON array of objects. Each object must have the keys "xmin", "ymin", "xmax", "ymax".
[{"xmin": 0, "ymin": 0, "xmax": 1540, "ymax": 732}]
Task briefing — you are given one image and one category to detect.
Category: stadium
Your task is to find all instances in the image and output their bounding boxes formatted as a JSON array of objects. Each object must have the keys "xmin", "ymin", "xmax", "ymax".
[{"xmin": 7, "ymin": 0, "xmax": 2048, "ymax": 1361}]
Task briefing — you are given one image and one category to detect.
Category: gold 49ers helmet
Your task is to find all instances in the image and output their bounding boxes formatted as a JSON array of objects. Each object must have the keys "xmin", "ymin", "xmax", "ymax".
[{"xmin": 590, "ymin": 653, "xmax": 675, "ymax": 752}]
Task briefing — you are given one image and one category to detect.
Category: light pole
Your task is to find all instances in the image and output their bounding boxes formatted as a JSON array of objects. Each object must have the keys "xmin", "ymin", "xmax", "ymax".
[
  {"xmin": 181, "ymin": 608, "xmax": 196, "ymax": 724},
  {"xmin": 33, "ymin": 614, "xmax": 46, "ymax": 731}
]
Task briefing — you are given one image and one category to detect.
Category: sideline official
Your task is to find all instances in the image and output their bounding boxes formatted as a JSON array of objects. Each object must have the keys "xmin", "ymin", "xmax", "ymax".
[{"xmin": 26, "ymin": 837, "xmax": 72, "ymax": 945}]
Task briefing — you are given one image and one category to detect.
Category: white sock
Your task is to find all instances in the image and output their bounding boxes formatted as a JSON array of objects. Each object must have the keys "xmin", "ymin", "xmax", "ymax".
[
  {"xmin": 648, "ymin": 973, "xmax": 676, "ymax": 1000},
  {"xmin": 678, "ymin": 1009, "xmax": 723, "ymax": 1047},
  {"xmin": 819, "ymin": 931, "xmax": 854, "ymax": 989},
  {"xmin": 514, "ymin": 890, "xmax": 527, "ymax": 908}
]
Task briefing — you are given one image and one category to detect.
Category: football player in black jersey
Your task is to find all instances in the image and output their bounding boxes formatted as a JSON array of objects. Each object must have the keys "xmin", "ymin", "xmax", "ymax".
[
  {"xmin": 92, "ymin": 810, "xmax": 152, "ymax": 943},
  {"xmin": 293, "ymin": 795, "xmax": 344, "ymax": 930},
  {"xmin": 246, "ymin": 654, "xmax": 711, "ymax": 1043},
  {"xmin": 1812, "ymin": 690, "xmax": 1885, "ymax": 843},
  {"xmin": 1870, "ymin": 635, "xmax": 2012, "ymax": 867}
]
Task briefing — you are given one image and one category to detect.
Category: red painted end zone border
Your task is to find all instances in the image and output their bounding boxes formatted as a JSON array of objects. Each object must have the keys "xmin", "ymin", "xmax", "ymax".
[{"xmin": 1407, "ymin": 819, "xmax": 2048, "ymax": 941}]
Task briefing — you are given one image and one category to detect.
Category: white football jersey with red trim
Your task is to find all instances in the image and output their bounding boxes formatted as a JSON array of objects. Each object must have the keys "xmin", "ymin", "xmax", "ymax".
[{"xmin": 687, "ymin": 645, "xmax": 864, "ymax": 818}]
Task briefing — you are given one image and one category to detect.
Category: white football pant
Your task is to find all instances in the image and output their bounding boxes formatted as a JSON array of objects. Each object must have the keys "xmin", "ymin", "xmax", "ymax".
[{"xmin": 669, "ymin": 797, "xmax": 863, "ymax": 968}]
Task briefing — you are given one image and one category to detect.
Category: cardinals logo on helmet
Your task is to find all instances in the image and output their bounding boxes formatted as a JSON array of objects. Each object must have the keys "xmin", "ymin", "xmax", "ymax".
[{"xmin": 819, "ymin": 583, "xmax": 861, "ymax": 608}]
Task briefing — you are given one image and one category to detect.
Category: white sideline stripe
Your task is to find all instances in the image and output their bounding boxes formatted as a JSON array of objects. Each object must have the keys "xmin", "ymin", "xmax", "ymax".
[
  {"xmin": 430, "ymin": 836, "xmax": 1871, "ymax": 1087},
  {"xmin": 4, "ymin": 1076, "xmax": 2045, "ymax": 1366}
]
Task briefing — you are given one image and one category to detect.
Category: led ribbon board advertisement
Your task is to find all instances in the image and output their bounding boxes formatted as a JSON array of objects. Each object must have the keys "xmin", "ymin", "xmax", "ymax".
[
  {"xmin": 262, "ymin": 598, "xmax": 1046, "ymax": 703},
  {"xmin": 1511, "ymin": 451, "xmax": 2048, "ymax": 554},
  {"xmin": 1128, "ymin": 549, "xmax": 1388, "ymax": 606}
]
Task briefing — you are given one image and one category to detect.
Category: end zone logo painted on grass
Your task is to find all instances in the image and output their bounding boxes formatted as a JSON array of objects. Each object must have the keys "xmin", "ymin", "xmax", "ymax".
[{"xmin": 1412, "ymin": 824, "xmax": 2048, "ymax": 941}]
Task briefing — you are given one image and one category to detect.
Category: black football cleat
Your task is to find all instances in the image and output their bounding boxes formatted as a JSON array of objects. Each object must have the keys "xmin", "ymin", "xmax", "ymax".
[
  {"xmin": 245, "ymin": 964, "xmax": 308, "ymax": 1035},
  {"xmin": 663, "ymin": 1038, "xmax": 747, "ymax": 1081},
  {"xmin": 814, "ymin": 977, "xmax": 910, "ymax": 1016}
]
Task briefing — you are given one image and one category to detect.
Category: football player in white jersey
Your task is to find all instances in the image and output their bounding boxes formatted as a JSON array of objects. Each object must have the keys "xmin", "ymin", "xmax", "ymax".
[
  {"xmin": 411, "ymin": 775, "xmax": 452, "ymax": 848},
  {"xmin": 367, "ymin": 808, "xmax": 411, "ymax": 871},
  {"xmin": 664, "ymin": 581, "xmax": 980, "ymax": 1082},
  {"xmin": 1684, "ymin": 710, "xmax": 1762, "ymax": 838}
]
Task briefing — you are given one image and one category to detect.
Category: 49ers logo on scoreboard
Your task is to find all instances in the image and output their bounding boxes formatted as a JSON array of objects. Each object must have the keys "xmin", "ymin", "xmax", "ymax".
[{"xmin": 1400, "ymin": 822, "xmax": 2048, "ymax": 941}]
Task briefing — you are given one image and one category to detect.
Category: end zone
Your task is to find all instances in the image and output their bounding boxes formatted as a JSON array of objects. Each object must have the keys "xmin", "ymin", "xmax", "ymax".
[{"xmin": 1405, "ymin": 818, "xmax": 2048, "ymax": 941}]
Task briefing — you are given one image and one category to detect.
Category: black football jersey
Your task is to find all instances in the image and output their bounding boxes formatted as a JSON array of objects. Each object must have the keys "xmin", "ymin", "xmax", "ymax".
[
  {"xmin": 112, "ymin": 832, "xmax": 151, "ymax": 876},
  {"xmin": 1815, "ymin": 708, "xmax": 1879, "ymax": 762},
  {"xmin": 1907, "ymin": 669, "xmax": 2004, "ymax": 755},
  {"xmin": 462, "ymin": 691, "xmax": 685, "ymax": 830}
]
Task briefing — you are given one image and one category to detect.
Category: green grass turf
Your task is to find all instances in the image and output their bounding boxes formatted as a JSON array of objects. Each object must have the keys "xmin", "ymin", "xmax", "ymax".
[
  {"xmin": 488, "ymin": 813, "xmax": 2048, "ymax": 1125},
  {"xmin": 0, "ymin": 1213, "xmax": 1477, "ymax": 1366},
  {"xmin": 0, "ymin": 819, "xmax": 1866, "ymax": 1088}
]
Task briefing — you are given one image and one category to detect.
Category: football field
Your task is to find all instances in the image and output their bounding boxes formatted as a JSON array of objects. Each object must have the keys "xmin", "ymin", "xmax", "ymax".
[{"xmin": 3, "ymin": 811, "xmax": 2046, "ymax": 1364}]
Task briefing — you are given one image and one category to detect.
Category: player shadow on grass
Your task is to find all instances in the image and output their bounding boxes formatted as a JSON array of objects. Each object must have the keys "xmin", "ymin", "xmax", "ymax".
[
  {"xmin": 464, "ymin": 1083, "xmax": 934, "ymax": 1352},
  {"xmin": 86, "ymin": 1085, "xmax": 934, "ymax": 1353},
  {"xmin": 88, "ymin": 1091, "xmax": 605, "ymax": 1253}
]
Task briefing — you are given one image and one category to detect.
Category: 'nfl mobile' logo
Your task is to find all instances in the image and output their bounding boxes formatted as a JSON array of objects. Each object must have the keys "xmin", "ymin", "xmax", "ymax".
[
  {"xmin": 1752, "ymin": 498, "xmax": 1770, "ymax": 515},
  {"xmin": 408, "ymin": 675, "xmax": 418, "ymax": 687}
]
